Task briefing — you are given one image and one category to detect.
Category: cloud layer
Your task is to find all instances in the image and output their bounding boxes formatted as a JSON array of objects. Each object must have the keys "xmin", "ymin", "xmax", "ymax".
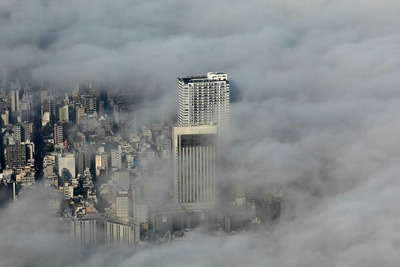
[{"xmin": 1, "ymin": 0, "xmax": 400, "ymax": 266}]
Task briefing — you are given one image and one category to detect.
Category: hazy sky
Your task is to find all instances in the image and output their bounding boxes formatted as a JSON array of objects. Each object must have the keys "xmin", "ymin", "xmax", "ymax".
[{"xmin": 1, "ymin": 0, "xmax": 400, "ymax": 266}]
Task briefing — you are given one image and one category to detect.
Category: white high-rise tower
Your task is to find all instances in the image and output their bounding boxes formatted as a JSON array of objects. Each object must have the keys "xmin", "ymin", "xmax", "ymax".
[{"xmin": 177, "ymin": 72, "xmax": 230, "ymax": 127}]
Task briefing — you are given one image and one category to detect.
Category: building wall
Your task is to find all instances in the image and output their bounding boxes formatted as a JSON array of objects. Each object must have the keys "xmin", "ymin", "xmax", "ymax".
[
  {"xmin": 116, "ymin": 194, "xmax": 129, "ymax": 218},
  {"xmin": 54, "ymin": 122, "xmax": 64, "ymax": 146},
  {"xmin": 70, "ymin": 220, "xmax": 97, "ymax": 245},
  {"xmin": 10, "ymin": 89, "xmax": 19, "ymax": 112},
  {"xmin": 58, "ymin": 153, "xmax": 76, "ymax": 178},
  {"xmin": 173, "ymin": 125, "xmax": 217, "ymax": 210},
  {"xmin": 59, "ymin": 105, "xmax": 69, "ymax": 121},
  {"xmin": 105, "ymin": 221, "xmax": 139, "ymax": 247},
  {"xmin": 133, "ymin": 202, "xmax": 149, "ymax": 224},
  {"xmin": 111, "ymin": 149, "xmax": 122, "ymax": 169},
  {"xmin": 5, "ymin": 144, "xmax": 26, "ymax": 168},
  {"xmin": 12, "ymin": 125, "xmax": 21, "ymax": 144}
]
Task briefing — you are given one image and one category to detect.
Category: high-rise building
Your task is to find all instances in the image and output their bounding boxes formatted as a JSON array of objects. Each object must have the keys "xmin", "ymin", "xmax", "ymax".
[
  {"xmin": 10, "ymin": 89, "xmax": 20, "ymax": 112},
  {"xmin": 75, "ymin": 105, "xmax": 85, "ymax": 125},
  {"xmin": 95, "ymin": 153, "xmax": 109, "ymax": 175},
  {"xmin": 173, "ymin": 72, "xmax": 230, "ymax": 211},
  {"xmin": 1, "ymin": 110, "xmax": 9, "ymax": 126},
  {"xmin": 12, "ymin": 125, "xmax": 22, "ymax": 144},
  {"xmin": 70, "ymin": 216, "xmax": 139, "ymax": 247},
  {"xmin": 115, "ymin": 192, "xmax": 129, "ymax": 218},
  {"xmin": 98, "ymin": 100, "xmax": 105, "ymax": 118},
  {"xmin": 5, "ymin": 144, "xmax": 26, "ymax": 168},
  {"xmin": 59, "ymin": 105, "xmax": 69, "ymax": 122},
  {"xmin": 82, "ymin": 95, "xmax": 97, "ymax": 115},
  {"xmin": 174, "ymin": 72, "xmax": 231, "ymax": 210},
  {"xmin": 177, "ymin": 72, "xmax": 230, "ymax": 126},
  {"xmin": 75, "ymin": 152, "xmax": 85, "ymax": 176},
  {"xmin": 54, "ymin": 122, "xmax": 64, "ymax": 146},
  {"xmin": 21, "ymin": 122, "xmax": 33, "ymax": 142},
  {"xmin": 6, "ymin": 66, "xmax": 27, "ymax": 90},
  {"xmin": 173, "ymin": 125, "xmax": 217, "ymax": 210},
  {"xmin": 110, "ymin": 148, "xmax": 122, "ymax": 169}
]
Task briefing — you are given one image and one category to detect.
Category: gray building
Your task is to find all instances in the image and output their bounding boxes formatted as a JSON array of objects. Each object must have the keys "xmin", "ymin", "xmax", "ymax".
[{"xmin": 173, "ymin": 125, "xmax": 217, "ymax": 211}]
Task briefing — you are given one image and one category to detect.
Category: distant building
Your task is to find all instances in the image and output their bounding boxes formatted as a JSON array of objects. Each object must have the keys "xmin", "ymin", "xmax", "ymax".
[
  {"xmin": 98, "ymin": 100, "xmax": 105, "ymax": 117},
  {"xmin": 75, "ymin": 105, "xmax": 85, "ymax": 125},
  {"xmin": 54, "ymin": 122, "xmax": 64, "ymax": 146},
  {"xmin": 82, "ymin": 95, "xmax": 97, "ymax": 115},
  {"xmin": 21, "ymin": 122, "xmax": 33, "ymax": 142},
  {"xmin": 75, "ymin": 152, "xmax": 85, "ymax": 177},
  {"xmin": 110, "ymin": 148, "xmax": 122, "ymax": 169},
  {"xmin": 57, "ymin": 153, "xmax": 76, "ymax": 178},
  {"xmin": 10, "ymin": 89, "xmax": 20, "ymax": 112},
  {"xmin": 1, "ymin": 110, "xmax": 9, "ymax": 126},
  {"xmin": 59, "ymin": 105, "xmax": 69, "ymax": 122},
  {"xmin": 12, "ymin": 125, "xmax": 22, "ymax": 144},
  {"xmin": 133, "ymin": 202, "xmax": 149, "ymax": 224},
  {"xmin": 5, "ymin": 144, "xmax": 26, "ymax": 168},
  {"xmin": 70, "ymin": 215, "xmax": 139, "ymax": 247},
  {"xmin": 115, "ymin": 192, "xmax": 129, "ymax": 218},
  {"xmin": 70, "ymin": 219, "xmax": 98, "ymax": 245},
  {"xmin": 95, "ymin": 153, "xmax": 109, "ymax": 176},
  {"xmin": 105, "ymin": 220, "xmax": 139, "ymax": 247}
]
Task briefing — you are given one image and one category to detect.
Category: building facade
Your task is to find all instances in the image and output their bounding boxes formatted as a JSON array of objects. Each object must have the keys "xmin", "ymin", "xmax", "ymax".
[
  {"xmin": 54, "ymin": 122, "xmax": 64, "ymax": 146},
  {"xmin": 177, "ymin": 72, "xmax": 230, "ymax": 127},
  {"xmin": 173, "ymin": 125, "xmax": 217, "ymax": 210}
]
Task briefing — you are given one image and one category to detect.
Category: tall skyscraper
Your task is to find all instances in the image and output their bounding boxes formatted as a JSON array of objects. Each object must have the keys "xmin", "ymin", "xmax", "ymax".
[
  {"xmin": 174, "ymin": 72, "xmax": 230, "ymax": 211},
  {"xmin": 177, "ymin": 72, "xmax": 230, "ymax": 126}
]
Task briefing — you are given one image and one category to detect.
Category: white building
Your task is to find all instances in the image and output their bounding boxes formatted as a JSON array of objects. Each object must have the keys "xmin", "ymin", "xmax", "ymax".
[
  {"xmin": 173, "ymin": 125, "xmax": 217, "ymax": 211},
  {"xmin": 105, "ymin": 221, "xmax": 139, "ymax": 247},
  {"xmin": 1, "ymin": 110, "xmax": 9, "ymax": 126},
  {"xmin": 70, "ymin": 216, "xmax": 139, "ymax": 247},
  {"xmin": 57, "ymin": 153, "xmax": 76, "ymax": 178},
  {"xmin": 12, "ymin": 125, "xmax": 21, "ymax": 144},
  {"xmin": 133, "ymin": 202, "xmax": 149, "ymax": 224},
  {"xmin": 115, "ymin": 191, "xmax": 129, "ymax": 218},
  {"xmin": 110, "ymin": 148, "xmax": 122, "ymax": 169},
  {"xmin": 59, "ymin": 105, "xmax": 69, "ymax": 122},
  {"xmin": 95, "ymin": 153, "xmax": 109, "ymax": 175},
  {"xmin": 177, "ymin": 72, "xmax": 230, "ymax": 127},
  {"xmin": 70, "ymin": 219, "xmax": 98, "ymax": 245},
  {"xmin": 42, "ymin": 111, "xmax": 50, "ymax": 126}
]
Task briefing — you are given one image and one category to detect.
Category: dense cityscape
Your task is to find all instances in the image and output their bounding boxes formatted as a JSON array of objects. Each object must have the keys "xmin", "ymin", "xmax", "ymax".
[
  {"xmin": 1, "ymin": 1, "xmax": 400, "ymax": 266},
  {"xmin": 0, "ymin": 68, "xmax": 283, "ymax": 247}
]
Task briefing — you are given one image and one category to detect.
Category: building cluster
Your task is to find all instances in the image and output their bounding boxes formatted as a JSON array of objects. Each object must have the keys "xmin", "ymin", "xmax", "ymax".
[
  {"xmin": 0, "ymin": 68, "xmax": 285, "ymax": 247},
  {"xmin": 0, "ymin": 67, "xmax": 36, "ymax": 188}
]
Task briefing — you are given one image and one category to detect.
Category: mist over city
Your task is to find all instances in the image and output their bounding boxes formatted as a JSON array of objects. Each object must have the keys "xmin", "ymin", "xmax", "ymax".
[{"xmin": 1, "ymin": 0, "xmax": 400, "ymax": 266}]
